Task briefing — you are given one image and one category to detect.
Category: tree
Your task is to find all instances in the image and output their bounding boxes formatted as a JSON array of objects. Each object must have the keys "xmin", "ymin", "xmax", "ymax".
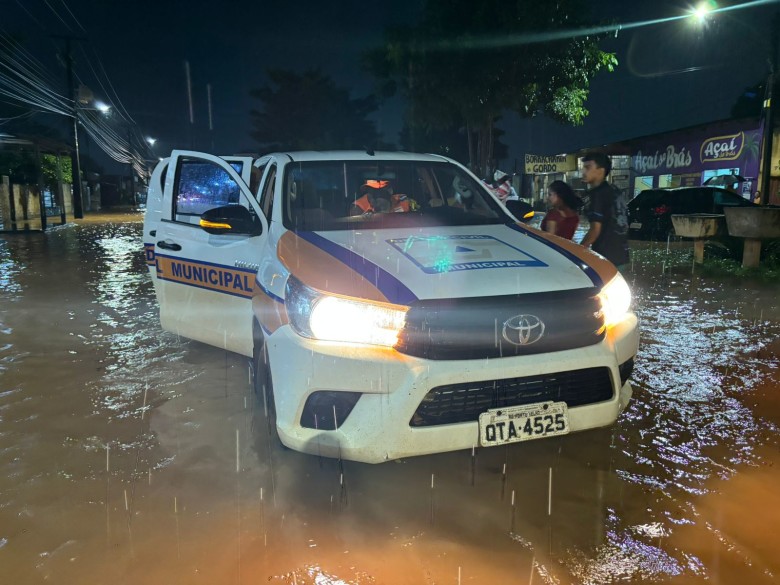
[
  {"xmin": 399, "ymin": 122, "xmax": 470, "ymax": 164},
  {"xmin": 399, "ymin": 119, "xmax": 508, "ymax": 171},
  {"xmin": 365, "ymin": 0, "xmax": 617, "ymax": 175},
  {"xmin": 0, "ymin": 151, "xmax": 72, "ymax": 188},
  {"xmin": 249, "ymin": 69, "xmax": 381, "ymax": 151}
]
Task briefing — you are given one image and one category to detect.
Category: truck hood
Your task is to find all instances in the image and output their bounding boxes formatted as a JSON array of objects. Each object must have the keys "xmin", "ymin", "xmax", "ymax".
[{"xmin": 288, "ymin": 223, "xmax": 606, "ymax": 304}]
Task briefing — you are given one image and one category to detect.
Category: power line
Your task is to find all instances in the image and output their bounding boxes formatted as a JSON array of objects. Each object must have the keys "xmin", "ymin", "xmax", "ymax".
[
  {"xmin": 81, "ymin": 46, "xmax": 135, "ymax": 123},
  {"xmin": 11, "ymin": 0, "xmax": 47, "ymax": 30},
  {"xmin": 0, "ymin": 39, "xmax": 73, "ymax": 109},
  {"xmin": 57, "ymin": 0, "xmax": 88, "ymax": 33},
  {"xmin": 91, "ymin": 47, "xmax": 136, "ymax": 124},
  {"xmin": 0, "ymin": 30, "xmax": 62, "ymax": 89},
  {"xmin": 42, "ymin": 0, "xmax": 74, "ymax": 32},
  {"xmin": 5, "ymin": 2, "xmax": 154, "ymax": 184},
  {"xmin": 0, "ymin": 110, "xmax": 38, "ymax": 127},
  {"xmin": 0, "ymin": 65, "xmax": 72, "ymax": 116}
]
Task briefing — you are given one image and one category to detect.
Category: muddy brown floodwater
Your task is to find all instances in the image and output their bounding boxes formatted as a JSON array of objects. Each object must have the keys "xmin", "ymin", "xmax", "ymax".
[{"xmin": 1, "ymin": 216, "xmax": 778, "ymax": 585}]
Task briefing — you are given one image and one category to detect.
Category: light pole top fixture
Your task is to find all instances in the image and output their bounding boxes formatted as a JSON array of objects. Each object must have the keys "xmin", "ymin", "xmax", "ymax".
[{"xmin": 690, "ymin": 1, "xmax": 715, "ymax": 23}]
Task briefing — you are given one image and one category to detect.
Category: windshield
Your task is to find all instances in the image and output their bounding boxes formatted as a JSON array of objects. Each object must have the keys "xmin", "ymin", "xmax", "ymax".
[{"xmin": 282, "ymin": 160, "xmax": 509, "ymax": 231}]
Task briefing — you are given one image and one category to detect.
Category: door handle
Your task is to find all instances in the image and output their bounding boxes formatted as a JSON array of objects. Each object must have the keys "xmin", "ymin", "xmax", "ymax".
[{"xmin": 157, "ymin": 240, "xmax": 182, "ymax": 251}]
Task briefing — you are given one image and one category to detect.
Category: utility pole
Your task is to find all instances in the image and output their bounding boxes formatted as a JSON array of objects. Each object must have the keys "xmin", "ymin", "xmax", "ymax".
[
  {"xmin": 126, "ymin": 125, "xmax": 137, "ymax": 206},
  {"xmin": 759, "ymin": 12, "xmax": 779, "ymax": 206},
  {"xmin": 53, "ymin": 35, "xmax": 87, "ymax": 219}
]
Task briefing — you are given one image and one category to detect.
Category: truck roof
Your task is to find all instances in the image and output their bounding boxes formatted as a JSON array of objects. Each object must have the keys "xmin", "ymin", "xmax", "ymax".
[{"xmin": 267, "ymin": 150, "xmax": 452, "ymax": 163}]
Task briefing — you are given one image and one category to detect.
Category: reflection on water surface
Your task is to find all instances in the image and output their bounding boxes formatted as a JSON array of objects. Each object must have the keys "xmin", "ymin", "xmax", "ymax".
[{"xmin": 0, "ymin": 223, "xmax": 777, "ymax": 584}]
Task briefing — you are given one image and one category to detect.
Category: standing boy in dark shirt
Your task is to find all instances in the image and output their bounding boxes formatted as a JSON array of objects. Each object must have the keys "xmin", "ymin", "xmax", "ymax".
[{"xmin": 580, "ymin": 152, "xmax": 629, "ymax": 269}]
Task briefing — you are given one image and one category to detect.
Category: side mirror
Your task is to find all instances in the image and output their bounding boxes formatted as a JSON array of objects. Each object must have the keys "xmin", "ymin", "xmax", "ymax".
[
  {"xmin": 200, "ymin": 205, "xmax": 262, "ymax": 236},
  {"xmin": 505, "ymin": 200, "xmax": 535, "ymax": 223}
]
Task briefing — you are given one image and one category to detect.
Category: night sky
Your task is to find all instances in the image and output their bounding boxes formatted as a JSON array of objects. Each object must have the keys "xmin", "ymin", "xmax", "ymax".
[{"xmin": 4, "ymin": 0, "xmax": 779, "ymax": 173}]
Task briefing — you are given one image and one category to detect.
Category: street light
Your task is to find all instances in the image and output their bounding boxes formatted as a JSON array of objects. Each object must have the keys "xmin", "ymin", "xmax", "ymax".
[
  {"xmin": 686, "ymin": 4, "xmax": 776, "ymax": 204},
  {"xmin": 68, "ymin": 98, "xmax": 112, "ymax": 218},
  {"xmin": 146, "ymin": 137, "xmax": 157, "ymax": 146},
  {"xmin": 690, "ymin": 3, "xmax": 713, "ymax": 23},
  {"xmin": 758, "ymin": 12, "xmax": 779, "ymax": 206}
]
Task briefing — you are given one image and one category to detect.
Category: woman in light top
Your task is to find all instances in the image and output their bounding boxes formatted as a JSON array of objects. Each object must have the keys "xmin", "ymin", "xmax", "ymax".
[{"xmin": 541, "ymin": 180, "xmax": 582, "ymax": 240}]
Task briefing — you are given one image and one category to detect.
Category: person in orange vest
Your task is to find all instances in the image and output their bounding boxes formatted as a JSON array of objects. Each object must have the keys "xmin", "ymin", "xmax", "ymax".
[{"xmin": 350, "ymin": 180, "xmax": 418, "ymax": 215}]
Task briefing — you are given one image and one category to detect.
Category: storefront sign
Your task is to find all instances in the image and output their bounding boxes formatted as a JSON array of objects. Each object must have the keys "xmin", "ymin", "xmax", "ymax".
[
  {"xmin": 633, "ymin": 145, "xmax": 693, "ymax": 174},
  {"xmin": 629, "ymin": 122, "xmax": 763, "ymax": 189},
  {"xmin": 524, "ymin": 154, "xmax": 576, "ymax": 174},
  {"xmin": 700, "ymin": 131, "xmax": 744, "ymax": 162}
]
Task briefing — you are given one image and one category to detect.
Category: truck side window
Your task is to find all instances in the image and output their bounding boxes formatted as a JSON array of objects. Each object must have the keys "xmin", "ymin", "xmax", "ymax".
[{"xmin": 173, "ymin": 159, "xmax": 251, "ymax": 225}]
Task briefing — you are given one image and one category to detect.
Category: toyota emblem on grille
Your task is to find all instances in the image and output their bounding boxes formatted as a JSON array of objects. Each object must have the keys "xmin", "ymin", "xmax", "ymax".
[{"xmin": 502, "ymin": 314, "xmax": 545, "ymax": 346}]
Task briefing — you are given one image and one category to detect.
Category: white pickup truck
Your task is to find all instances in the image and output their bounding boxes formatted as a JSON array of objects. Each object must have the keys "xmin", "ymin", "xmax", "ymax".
[{"xmin": 143, "ymin": 149, "xmax": 638, "ymax": 463}]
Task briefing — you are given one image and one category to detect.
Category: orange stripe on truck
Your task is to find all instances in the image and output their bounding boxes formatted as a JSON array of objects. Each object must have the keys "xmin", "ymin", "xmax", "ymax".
[
  {"xmin": 532, "ymin": 228, "xmax": 618, "ymax": 284},
  {"xmin": 276, "ymin": 231, "xmax": 389, "ymax": 303},
  {"xmin": 251, "ymin": 287, "xmax": 288, "ymax": 334}
]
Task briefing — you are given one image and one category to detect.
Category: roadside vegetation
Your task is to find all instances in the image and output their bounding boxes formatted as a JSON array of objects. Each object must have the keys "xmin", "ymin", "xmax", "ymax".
[{"xmin": 629, "ymin": 238, "xmax": 780, "ymax": 283}]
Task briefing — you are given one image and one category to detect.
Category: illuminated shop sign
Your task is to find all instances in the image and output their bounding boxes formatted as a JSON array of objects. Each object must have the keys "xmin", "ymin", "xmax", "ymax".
[
  {"xmin": 629, "ymin": 124, "xmax": 761, "ymax": 180},
  {"xmin": 700, "ymin": 131, "xmax": 744, "ymax": 162},
  {"xmin": 632, "ymin": 146, "xmax": 693, "ymax": 174},
  {"xmin": 524, "ymin": 154, "xmax": 576, "ymax": 174}
]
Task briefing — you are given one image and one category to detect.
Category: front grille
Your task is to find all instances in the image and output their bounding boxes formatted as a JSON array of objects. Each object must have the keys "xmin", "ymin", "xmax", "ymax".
[
  {"xmin": 396, "ymin": 288, "xmax": 604, "ymax": 361},
  {"xmin": 410, "ymin": 367, "xmax": 614, "ymax": 427}
]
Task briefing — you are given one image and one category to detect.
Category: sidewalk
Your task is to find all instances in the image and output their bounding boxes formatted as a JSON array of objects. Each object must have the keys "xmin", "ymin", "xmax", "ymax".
[{"xmin": 73, "ymin": 208, "xmax": 144, "ymax": 224}]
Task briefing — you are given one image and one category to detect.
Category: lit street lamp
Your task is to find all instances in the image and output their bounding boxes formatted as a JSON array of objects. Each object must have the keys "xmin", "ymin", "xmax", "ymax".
[
  {"xmin": 688, "ymin": 4, "xmax": 778, "ymax": 205},
  {"xmin": 690, "ymin": 2, "xmax": 713, "ymax": 23}
]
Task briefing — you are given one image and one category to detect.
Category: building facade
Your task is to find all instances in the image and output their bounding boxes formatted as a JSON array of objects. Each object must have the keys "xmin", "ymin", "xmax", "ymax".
[
  {"xmin": 621, "ymin": 118, "xmax": 761, "ymax": 200},
  {"xmin": 522, "ymin": 117, "xmax": 772, "ymax": 205}
]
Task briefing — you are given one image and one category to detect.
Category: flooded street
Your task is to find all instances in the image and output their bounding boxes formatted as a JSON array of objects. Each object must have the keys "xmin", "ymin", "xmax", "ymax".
[{"xmin": 1, "ymin": 218, "xmax": 779, "ymax": 585}]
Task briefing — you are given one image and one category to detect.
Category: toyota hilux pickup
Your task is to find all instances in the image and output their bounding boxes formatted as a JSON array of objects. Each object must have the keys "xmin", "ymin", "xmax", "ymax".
[{"xmin": 143, "ymin": 150, "xmax": 638, "ymax": 463}]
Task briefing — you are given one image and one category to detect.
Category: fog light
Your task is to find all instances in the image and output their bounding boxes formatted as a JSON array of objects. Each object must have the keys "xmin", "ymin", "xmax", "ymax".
[{"xmin": 301, "ymin": 391, "xmax": 362, "ymax": 430}]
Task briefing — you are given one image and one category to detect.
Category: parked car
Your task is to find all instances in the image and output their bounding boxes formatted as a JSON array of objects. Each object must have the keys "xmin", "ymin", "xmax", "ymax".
[
  {"xmin": 628, "ymin": 186, "xmax": 755, "ymax": 240},
  {"xmin": 144, "ymin": 150, "xmax": 639, "ymax": 463}
]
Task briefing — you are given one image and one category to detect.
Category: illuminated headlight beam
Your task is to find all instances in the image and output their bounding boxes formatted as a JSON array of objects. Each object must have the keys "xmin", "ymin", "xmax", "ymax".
[
  {"xmin": 598, "ymin": 273, "xmax": 632, "ymax": 328},
  {"xmin": 310, "ymin": 296, "xmax": 408, "ymax": 347},
  {"xmin": 286, "ymin": 276, "xmax": 408, "ymax": 347}
]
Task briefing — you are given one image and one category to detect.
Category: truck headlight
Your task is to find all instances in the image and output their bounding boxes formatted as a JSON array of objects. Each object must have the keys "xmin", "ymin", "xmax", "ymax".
[
  {"xmin": 286, "ymin": 276, "xmax": 408, "ymax": 347},
  {"xmin": 598, "ymin": 273, "xmax": 632, "ymax": 327}
]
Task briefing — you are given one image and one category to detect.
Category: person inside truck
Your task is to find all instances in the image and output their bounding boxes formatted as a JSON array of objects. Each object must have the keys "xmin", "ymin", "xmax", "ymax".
[
  {"xmin": 449, "ymin": 175, "xmax": 476, "ymax": 210},
  {"xmin": 349, "ymin": 179, "xmax": 417, "ymax": 215}
]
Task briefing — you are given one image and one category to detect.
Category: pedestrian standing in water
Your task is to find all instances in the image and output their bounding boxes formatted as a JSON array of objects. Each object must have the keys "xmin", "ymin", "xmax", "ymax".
[
  {"xmin": 579, "ymin": 152, "xmax": 630, "ymax": 269},
  {"xmin": 540, "ymin": 180, "xmax": 582, "ymax": 240}
]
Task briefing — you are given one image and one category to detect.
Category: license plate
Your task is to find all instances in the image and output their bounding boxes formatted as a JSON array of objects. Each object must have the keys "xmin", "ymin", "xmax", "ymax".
[
  {"xmin": 629, "ymin": 222, "xmax": 642, "ymax": 229},
  {"xmin": 478, "ymin": 401, "xmax": 569, "ymax": 447}
]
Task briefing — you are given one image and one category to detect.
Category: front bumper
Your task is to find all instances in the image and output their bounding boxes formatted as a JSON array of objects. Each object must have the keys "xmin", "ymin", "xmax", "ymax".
[{"xmin": 266, "ymin": 313, "xmax": 639, "ymax": 464}]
